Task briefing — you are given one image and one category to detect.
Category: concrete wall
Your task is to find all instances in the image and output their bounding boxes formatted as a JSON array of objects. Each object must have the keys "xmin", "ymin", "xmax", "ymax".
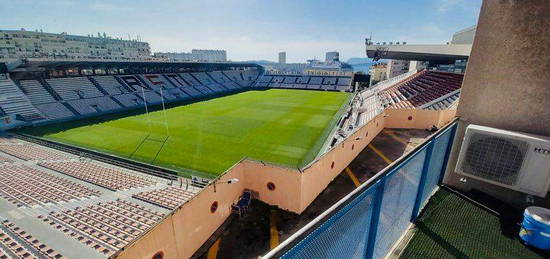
[
  {"xmin": 116, "ymin": 164, "xmax": 247, "ymax": 259},
  {"xmin": 443, "ymin": 0, "xmax": 550, "ymax": 207},
  {"xmin": 385, "ymin": 109, "xmax": 456, "ymax": 130},
  {"xmin": 241, "ymin": 161, "xmax": 303, "ymax": 212},
  {"xmin": 300, "ymin": 114, "xmax": 385, "ymax": 210}
]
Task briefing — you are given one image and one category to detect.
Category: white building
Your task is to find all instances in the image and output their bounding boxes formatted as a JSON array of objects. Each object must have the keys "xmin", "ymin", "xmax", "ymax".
[
  {"xmin": 451, "ymin": 26, "xmax": 476, "ymax": 44},
  {"xmin": 386, "ymin": 59, "xmax": 410, "ymax": 78},
  {"xmin": 0, "ymin": 29, "xmax": 150, "ymax": 61},
  {"xmin": 408, "ymin": 60, "xmax": 428, "ymax": 72},
  {"xmin": 369, "ymin": 63, "xmax": 387, "ymax": 86},
  {"xmin": 154, "ymin": 49, "xmax": 227, "ymax": 62}
]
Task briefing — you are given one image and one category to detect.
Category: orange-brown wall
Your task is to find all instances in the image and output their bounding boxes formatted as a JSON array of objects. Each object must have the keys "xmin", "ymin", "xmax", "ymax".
[
  {"xmin": 299, "ymin": 114, "xmax": 385, "ymax": 211},
  {"xmin": 241, "ymin": 161, "xmax": 303, "ymax": 212},
  {"xmin": 116, "ymin": 111, "xmax": 454, "ymax": 259},
  {"xmin": 115, "ymin": 164, "xmax": 247, "ymax": 259},
  {"xmin": 384, "ymin": 108, "xmax": 456, "ymax": 130}
]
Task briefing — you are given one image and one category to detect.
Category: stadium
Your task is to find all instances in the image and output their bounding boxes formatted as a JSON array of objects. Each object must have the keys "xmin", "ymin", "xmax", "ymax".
[
  {"xmin": 1, "ymin": 1, "xmax": 549, "ymax": 259},
  {"xmin": 0, "ymin": 55, "xmax": 460, "ymax": 258}
]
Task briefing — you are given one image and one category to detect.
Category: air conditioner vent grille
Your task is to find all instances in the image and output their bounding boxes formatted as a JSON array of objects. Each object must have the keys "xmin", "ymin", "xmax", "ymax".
[{"xmin": 463, "ymin": 133, "xmax": 529, "ymax": 185}]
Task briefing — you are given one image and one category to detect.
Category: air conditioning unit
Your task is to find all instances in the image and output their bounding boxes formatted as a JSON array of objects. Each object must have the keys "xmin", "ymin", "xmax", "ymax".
[{"xmin": 456, "ymin": 124, "xmax": 550, "ymax": 197}]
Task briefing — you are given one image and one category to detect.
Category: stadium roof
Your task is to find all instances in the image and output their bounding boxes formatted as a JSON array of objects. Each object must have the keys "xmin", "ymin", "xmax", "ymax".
[
  {"xmin": 365, "ymin": 43, "xmax": 471, "ymax": 62},
  {"xmin": 365, "ymin": 26, "xmax": 475, "ymax": 62},
  {"xmin": 7, "ymin": 59, "xmax": 262, "ymax": 73}
]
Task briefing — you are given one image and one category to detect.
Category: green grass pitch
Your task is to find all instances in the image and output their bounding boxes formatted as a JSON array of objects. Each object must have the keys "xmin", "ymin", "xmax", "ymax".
[{"xmin": 26, "ymin": 89, "xmax": 351, "ymax": 178}]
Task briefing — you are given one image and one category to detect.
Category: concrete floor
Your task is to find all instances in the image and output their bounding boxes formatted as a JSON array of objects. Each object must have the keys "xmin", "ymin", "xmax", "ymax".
[{"xmin": 197, "ymin": 129, "xmax": 434, "ymax": 259}]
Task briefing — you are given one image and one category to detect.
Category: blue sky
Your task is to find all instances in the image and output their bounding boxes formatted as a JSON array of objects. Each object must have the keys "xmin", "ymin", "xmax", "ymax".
[{"xmin": 0, "ymin": 0, "xmax": 481, "ymax": 62}]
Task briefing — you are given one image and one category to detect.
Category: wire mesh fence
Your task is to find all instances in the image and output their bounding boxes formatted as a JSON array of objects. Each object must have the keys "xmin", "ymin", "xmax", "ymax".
[{"xmin": 266, "ymin": 120, "xmax": 458, "ymax": 259}]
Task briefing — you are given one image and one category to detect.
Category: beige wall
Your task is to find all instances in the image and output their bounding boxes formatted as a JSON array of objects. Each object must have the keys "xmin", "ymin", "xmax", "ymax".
[
  {"xmin": 385, "ymin": 108, "xmax": 456, "ymax": 130},
  {"xmin": 300, "ymin": 114, "xmax": 385, "ymax": 210},
  {"xmin": 444, "ymin": 0, "xmax": 550, "ymax": 207},
  {"xmin": 116, "ymin": 165, "xmax": 247, "ymax": 259},
  {"xmin": 241, "ymin": 161, "xmax": 303, "ymax": 212}
]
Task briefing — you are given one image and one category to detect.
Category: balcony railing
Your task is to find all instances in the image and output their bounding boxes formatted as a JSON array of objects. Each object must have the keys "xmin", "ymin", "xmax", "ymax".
[{"xmin": 263, "ymin": 119, "xmax": 458, "ymax": 259}]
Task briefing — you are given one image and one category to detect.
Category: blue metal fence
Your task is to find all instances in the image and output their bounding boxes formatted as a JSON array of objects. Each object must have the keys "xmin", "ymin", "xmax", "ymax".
[{"xmin": 265, "ymin": 120, "xmax": 458, "ymax": 259}]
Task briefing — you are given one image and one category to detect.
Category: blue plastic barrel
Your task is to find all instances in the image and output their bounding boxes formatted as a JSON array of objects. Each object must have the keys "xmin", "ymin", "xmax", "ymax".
[{"xmin": 519, "ymin": 206, "xmax": 550, "ymax": 250}]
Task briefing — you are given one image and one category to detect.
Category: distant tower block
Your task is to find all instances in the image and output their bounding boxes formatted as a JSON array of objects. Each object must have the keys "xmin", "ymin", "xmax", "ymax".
[
  {"xmin": 278, "ymin": 52, "xmax": 286, "ymax": 64},
  {"xmin": 325, "ymin": 51, "xmax": 339, "ymax": 63}
]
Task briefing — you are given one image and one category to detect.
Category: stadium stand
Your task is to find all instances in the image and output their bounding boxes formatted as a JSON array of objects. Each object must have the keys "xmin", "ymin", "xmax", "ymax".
[
  {"xmin": 179, "ymin": 86, "xmax": 203, "ymax": 97},
  {"xmin": 139, "ymin": 91, "xmax": 163, "ymax": 105},
  {"xmin": 178, "ymin": 73, "xmax": 201, "ymax": 86},
  {"xmin": 0, "ymin": 165, "xmax": 100, "ymax": 207},
  {"xmin": 240, "ymin": 70, "xmax": 260, "ymax": 86},
  {"xmin": 323, "ymin": 77, "xmax": 337, "ymax": 85},
  {"xmin": 90, "ymin": 76, "xmax": 127, "ymax": 95},
  {"xmin": 166, "ymin": 88, "xmax": 188, "ymax": 99},
  {"xmin": 163, "ymin": 74, "xmax": 189, "ymax": 88},
  {"xmin": 207, "ymin": 71, "xmax": 232, "ymax": 84},
  {"xmin": 0, "ymin": 144, "xmax": 71, "ymax": 161},
  {"xmin": 378, "ymin": 70, "xmax": 463, "ymax": 109},
  {"xmin": 35, "ymin": 102, "xmax": 75, "ymax": 120},
  {"xmin": 4, "ymin": 69, "xmax": 260, "ymax": 125},
  {"xmin": 223, "ymin": 70, "xmax": 260, "ymax": 87},
  {"xmin": 296, "ymin": 76, "xmax": 310, "ymax": 84},
  {"xmin": 18, "ymin": 80, "xmax": 57, "ymax": 104},
  {"xmin": 0, "ymin": 219, "xmax": 66, "ymax": 259},
  {"xmin": 0, "ymin": 153, "xmax": 12, "ymax": 163},
  {"xmin": 253, "ymin": 74, "xmax": 353, "ymax": 92},
  {"xmin": 0, "ymin": 133, "xmax": 197, "ymax": 258},
  {"xmin": 112, "ymin": 93, "xmax": 144, "ymax": 108},
  {"xmin": 46, "ymin": 77, "xmax": 103, "ymax": 100},
  {"xmin": 283, "ymin": 76, "xmax": 297, "ymax": 84},
  {"xmin": 117, "ymin": 76, "xmax": 148, "ymax": 91},
  {"xmin": 139, "ymin": 74, "xmax": 175, "ymax": 89},
  {"xmin": 67, "ymin": 96, "xmax": 121, "ymax": 115},
  {"xmin": 0, "ymin": 63, "xmax": 297, "ymax": 126},
  {"xmin": 39, "ymin": 199, "xmax": 165, "ymax": 256},
  {"xmin": 133, "ymin": 186, "xmax": 196, "ymax": 210},
  {"xmin": 0, "ymin": 78, "xmax": 43, "ymax": 120},
  {"xmin": 222, "ymin": 70, "xmax": 243, "ymax": 83},
  {"xmin": 421, "ymin": 90, "xmax": 460, "ymax": 110},
  {"xmin": 307, "ymin": 77, "xmax": 324, "ymax": 89},
  {"xmin": 191, "ymin": 72, "xmax": 216, "ymax": 85},
  {"xmin": 0, "ymin": 137, "xmax": 21, "ymax": 145},
  {"xmin": 337, "ymin": 77, "xmax": 351, "ymax": 86},
  {"xmin": 39, "ymin": 160, "xmax": 156, "ymax": 191},
  {"xmin": 193, "ymin": 85, "xmax": 215, "ymax": 95}
]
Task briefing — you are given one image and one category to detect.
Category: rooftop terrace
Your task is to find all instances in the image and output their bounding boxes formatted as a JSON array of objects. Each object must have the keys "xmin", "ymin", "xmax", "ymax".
[{"xmin": 400, "ymin": 188, "xmax": 548, "ymax": 259}]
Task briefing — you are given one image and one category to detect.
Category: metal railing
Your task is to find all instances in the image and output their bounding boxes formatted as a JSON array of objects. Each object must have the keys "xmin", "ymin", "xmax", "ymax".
[{"xmin": 264, "ymin": 119, "xmax": 458, "ymax": 259}]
